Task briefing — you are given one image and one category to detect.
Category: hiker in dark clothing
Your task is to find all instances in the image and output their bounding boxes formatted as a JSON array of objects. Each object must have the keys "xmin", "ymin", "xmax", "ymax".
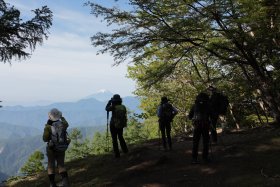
[
  {"xmin": 43, "ymin": 108, "xmax": 70, "ymax": 187},
  {"xmin": 208, "ymin": 86, "xmax": 229, "ymax": 143},
  {"xmin": 189, "ymin": 93, "xmax": 212, "ymax": 164},
  {"xmin": 105, "ymin": 94, "xmax": 128, "ymax": 158},
  {"xmin": 157, "ymin": 96, "xmax": 178, "ymax": 151}
]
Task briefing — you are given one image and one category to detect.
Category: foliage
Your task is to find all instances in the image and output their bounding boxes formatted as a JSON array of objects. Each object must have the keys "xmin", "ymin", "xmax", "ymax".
[
  {"xmin": 0, "ymin": 0, "xmax": 53, "ymax": 63},
  {"xmin": 91, "ymin": 131, "xmax": 110, "ymax": 155},
  {"xmin": 87, "ymin": 0, "xmax": 280, "ymax": 123},
  {"xmin": 20, "ymin": 150, "xmax": 44, "ymax": 176},
  {"xmin": 124, "ymin": 115, "xmax": 150, "ymax": 144},
  {"xmin": 65, "ymin": 128, "xmax": 92, "ymax": 161}
]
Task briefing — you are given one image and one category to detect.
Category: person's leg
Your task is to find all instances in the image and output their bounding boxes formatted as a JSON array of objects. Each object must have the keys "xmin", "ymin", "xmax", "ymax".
[
  {"xmin": 57, "ymin": 151, "xmax": 70, "ymax": 187},
  {"xmin": 47, "ymin": 149, "xmax": 57, "ymax": 187},
  {"xmin": 159, "ymin": 121, "xmax": 167, "ymax": 149},
  {"xmin": 110, "ymin": 125, "xmax": 120, "ymax": 158},
  {"xmin": 192, "ymin": 123, "xmax": 201, "ymax": 163},
  {"xmin": 202, "ymin": 124, "xmax": 210, "ymax": 161},
  {"xmin": 166, "ymin": 122, "xmax": 172, "ymax": 150},
  {"xmin": 117, "ymin": 128, "xmax": 128, "ymax": 153}
]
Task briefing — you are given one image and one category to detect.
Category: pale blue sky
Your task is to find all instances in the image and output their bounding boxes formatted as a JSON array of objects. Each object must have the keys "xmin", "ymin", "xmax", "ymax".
[{"xmin": 1, "ymin": 0, "xmax": 135, "ymax": 106}]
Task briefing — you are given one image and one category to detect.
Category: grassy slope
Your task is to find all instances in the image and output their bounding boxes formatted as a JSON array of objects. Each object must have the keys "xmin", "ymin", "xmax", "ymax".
[{"xmin": 6, "ymin": 126, "xmax": 280, "ymax": 187}]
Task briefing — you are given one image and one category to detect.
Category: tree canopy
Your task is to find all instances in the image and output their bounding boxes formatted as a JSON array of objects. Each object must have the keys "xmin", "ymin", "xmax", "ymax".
[
  {"xmin": 0, "ymin": 0, "xmax": 52, "ymax": 63},
  {"xmin": 87, "ymin": 0, "xmax": 280, "ymax": 123}
]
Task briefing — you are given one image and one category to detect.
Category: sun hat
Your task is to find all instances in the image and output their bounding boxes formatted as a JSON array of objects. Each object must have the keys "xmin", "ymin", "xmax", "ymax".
[{"xmin": 48, "ymin": 108, "xmax": 62, "ymax": 121}]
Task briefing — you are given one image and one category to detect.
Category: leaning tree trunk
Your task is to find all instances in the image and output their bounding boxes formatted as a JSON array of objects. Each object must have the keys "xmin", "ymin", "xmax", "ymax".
[
  {"xmin": 238, "ymin": 63, "xmax": 280, "ymax": 124},
  {"xmin": 260, "ymin": 87, "xmax": 280, "ymax": 124}
]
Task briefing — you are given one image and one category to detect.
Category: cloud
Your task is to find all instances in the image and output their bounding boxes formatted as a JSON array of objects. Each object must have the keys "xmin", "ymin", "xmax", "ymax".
[{"xmin": 0, "ymin": 1, "xmax": 135, "ymax": 106}]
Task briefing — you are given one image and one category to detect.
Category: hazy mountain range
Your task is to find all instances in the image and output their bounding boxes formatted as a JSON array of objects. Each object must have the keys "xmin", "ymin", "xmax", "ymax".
[
  {"xmin": 0, "ymin": 90, "xmax": 141, "ymax": 181},
  {"xmin": 0, "ymin": 90, "xmax": 140, "ymax": 130}
]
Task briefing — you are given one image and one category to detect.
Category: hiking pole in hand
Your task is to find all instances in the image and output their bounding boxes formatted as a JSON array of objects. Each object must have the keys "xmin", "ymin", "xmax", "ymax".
[{"xmin": 106, "ymin": 111, "xmax": 109, "ymax": 152}]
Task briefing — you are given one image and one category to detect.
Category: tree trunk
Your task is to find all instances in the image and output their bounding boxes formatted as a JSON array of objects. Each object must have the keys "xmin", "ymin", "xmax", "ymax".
[{"xmin": 229, "ymin": 103, "xmax": 240, "ymax": 129}]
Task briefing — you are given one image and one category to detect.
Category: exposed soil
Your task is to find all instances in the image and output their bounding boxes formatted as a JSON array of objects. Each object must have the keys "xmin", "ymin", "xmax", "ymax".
[{"xmin": 7, "ymin": 125, "xmax": 280, "ymax": 187}]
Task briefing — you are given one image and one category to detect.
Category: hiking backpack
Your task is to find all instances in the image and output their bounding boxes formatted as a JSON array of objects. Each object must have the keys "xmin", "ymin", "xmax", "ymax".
[
  {"xmin": 216, "ymin": 93, "xmax": 229, "ymax": 115},
  {"xmin": 160, "ymin": 103, "xmax": 174, "ymax": 122},
  {"xmin": 113, "ymin": 104, "xmax": 127, "ymax": 128},
  {"xmin": 50, "ymin": 121, "xmax": 69, "ymax": 152}
]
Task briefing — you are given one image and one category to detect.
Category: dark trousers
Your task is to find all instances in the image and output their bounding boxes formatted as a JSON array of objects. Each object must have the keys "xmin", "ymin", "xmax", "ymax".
[
  {"xmin": 192, "ymin": 121, "xmax": 210, "ymax": 160},
  {"xmin": 110, "ymin": 125, "xmax": 128, "ymax": 157},
  {"xmin": 159, "ymin": 121, "xmax": 172, "ymax": 149},
  {"xmin": 210, "ymin": 114, "xmax": 219, "ymax": 142},
  {"xmin": 46, "ymin": 148, "xmax": 66, "ymax": 174}
]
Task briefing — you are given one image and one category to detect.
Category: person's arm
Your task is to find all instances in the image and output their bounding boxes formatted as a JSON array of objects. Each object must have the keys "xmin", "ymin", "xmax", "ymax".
[
  {"xmin": 188, "ymin": 105, "xmax": 195, "ymax": 120},
  {"xmin": 43, "ymin": 124, "xmax": 51, "ymax": 142},
  {"xmin": 105, "ymin": 100, "xmax": 113, "ymax": 111},
  {"xmin": 61, "ymin": 116, "xmax": 69, "ymax": 129},
  {"xmin": 172, "ymin": 105, "xmax": 179, "ymax": 115},
  {"xmin": 157, "ymin": 105, "xmax": 161, "ymax": 118}
]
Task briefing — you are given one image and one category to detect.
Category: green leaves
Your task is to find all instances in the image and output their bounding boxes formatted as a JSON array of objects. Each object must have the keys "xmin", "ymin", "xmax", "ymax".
[
  {"xmin": 0, "ymin": 0, "xmax": 53, "ymax": 63},
  {"xmin": 20, "ymin": 150, "xmax": 44, "ymax": 176}
]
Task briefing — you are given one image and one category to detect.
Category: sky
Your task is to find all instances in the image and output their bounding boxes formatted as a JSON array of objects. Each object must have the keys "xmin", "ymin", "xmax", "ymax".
[{"xmin": 1, "ymin": 0, "xmax": 135, "ymax": 106}]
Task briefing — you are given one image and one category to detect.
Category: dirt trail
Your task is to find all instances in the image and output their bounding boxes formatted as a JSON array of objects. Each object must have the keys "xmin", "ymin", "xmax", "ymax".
[{"xmin": 8, "ymin": 126, "xmax": 280, "ymax": 187}]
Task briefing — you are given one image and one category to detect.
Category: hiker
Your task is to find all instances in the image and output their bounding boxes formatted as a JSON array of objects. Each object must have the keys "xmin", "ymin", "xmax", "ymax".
[
  {"xmin": 208, "ymin": 86, "xmax": 229, "ymax": 143},
  {"xmin": 157, "ymin": 96, "xmax": 178, "ymax": 151},
  {"xmin": 189, "ymin": 92, "xmax": 212, "ymax": 164},
  {"xmin": 43, "ymin": 108, "xmax": 70, "ymax": 187},
  {"xmin": 105, "ymin": 94, "xmax": 128, "ymax": 158}
]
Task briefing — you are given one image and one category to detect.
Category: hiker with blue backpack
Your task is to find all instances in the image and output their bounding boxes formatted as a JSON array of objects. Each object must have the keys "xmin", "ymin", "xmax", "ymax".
[
  {"xmin": 43, "ymin": 108, "xmax": 70, "ymax": 187},
  {"xmin": 105, "ymin": 94, "xmax": 128, "ymax": 158},
  {"xmin": 189, "ymin": 92, "xmax": 212, "ymax": 164},
  {"xmin": 157, "ymin": 96, "xmax": 178, "ymax": 151}
]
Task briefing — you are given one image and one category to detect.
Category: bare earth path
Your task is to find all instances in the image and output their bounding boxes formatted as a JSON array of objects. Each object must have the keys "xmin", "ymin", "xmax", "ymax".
[{"xmin": 8, "ymin": 126, "xmax": 280, "ymax": 187}]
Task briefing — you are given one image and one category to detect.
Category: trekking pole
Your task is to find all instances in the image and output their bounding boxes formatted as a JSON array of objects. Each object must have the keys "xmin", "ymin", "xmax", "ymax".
[
  {"xmin": 209, "ymin": 124, "xmax": 214, "ymax": 160},
  {"xmin": 106, "ymin": 111, "xmax": 109, "ymax": 152},
  {"xmin": 209, "ymin": 132, "xmax": 214, "ymax": 160}
]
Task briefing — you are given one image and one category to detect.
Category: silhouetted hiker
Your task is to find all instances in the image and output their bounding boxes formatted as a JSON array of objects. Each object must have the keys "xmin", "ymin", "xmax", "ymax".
[
  {"xmin": 105, "ymin": 94, "xmax": 128, "ymax": 158},
  {"xmin": 208, "ymin": 86, "xmax": 229, "ymax": 143},
  {"xmin": 189, "ymin": 93, "xmax": 212, "ymax": 164},
  {"xmin": 157, "ymin": 96, "xmax": 178, "ymax": 151},
  {"xmin": 43, "ymin": 108, "xmax": 70, "ymax": 187}
]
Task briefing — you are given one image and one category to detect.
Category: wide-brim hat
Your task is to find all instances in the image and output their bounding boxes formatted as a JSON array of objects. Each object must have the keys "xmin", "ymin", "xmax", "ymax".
[{"xmin": 48, "ymin": 108, "xmax": 62, "ymax": 121}]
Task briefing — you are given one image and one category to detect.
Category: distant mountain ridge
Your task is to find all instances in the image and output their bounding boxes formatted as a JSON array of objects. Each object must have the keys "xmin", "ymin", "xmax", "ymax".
[
  {"xmin": 0, "ymin": 93, "xmax": 141, "ymax": 130},
  {"xmin": 84, "ymin": 89, "xmax": 114, "ymax": 101}
]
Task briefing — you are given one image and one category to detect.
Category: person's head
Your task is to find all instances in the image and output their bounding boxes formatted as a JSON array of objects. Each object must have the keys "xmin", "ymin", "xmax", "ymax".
[
  {"xmin": 208, "ymin": 85, "xmax": 216, "ymax": 92},
  {"xmin": 161, "ymin": 96, "xmax": 169, "ymax": 104},
  {"xmin": 195, "ymin": 92, "xmax": 209, "ymax": 105},
  {"xmin": 48, "ymin": 108, "xmax": 62, "ymax": 121},
  {"xmin": 111, "ymin": 94, "xmax": 122, "ymax": 105},
  {"xmin": 207, "ymin": 85, "xmax": 217, "ymax": 96}
]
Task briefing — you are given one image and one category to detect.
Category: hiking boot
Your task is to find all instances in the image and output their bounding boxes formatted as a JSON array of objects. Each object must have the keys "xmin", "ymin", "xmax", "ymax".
[
  {"xmin": 60, "ymin": 172, "xmax": 70, "ymax": 187},
  {"xmin": 48, "ymin": 174, "xmax": 57, "ymax": 187}
]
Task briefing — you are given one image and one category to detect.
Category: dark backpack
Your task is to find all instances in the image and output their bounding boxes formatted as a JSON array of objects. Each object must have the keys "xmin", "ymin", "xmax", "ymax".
[
  {"xmin": 113, "ymin": 104, "xmax": 127, "ymax": 128},
  {"xmin": 50, "ymin": 121, "xmax": 69, "ymax": 152},
  {"xmin": 211, "ymin": 92, "xmax": 229, "ymax": 115},
  {"xmin": 160, "ymin": 103, "xmax": 174, "ymax": 122}
]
